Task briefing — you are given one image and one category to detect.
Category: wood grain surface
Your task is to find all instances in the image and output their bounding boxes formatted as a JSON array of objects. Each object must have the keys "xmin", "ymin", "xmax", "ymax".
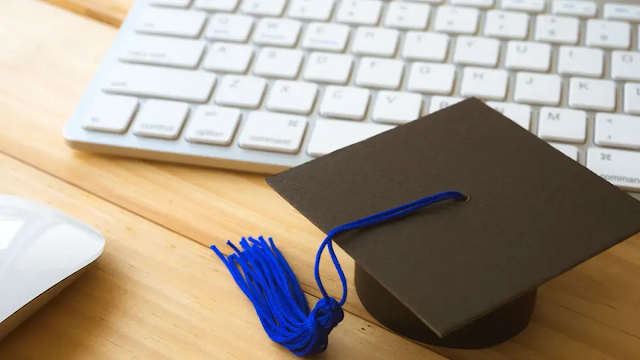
[
  {"xmin": 1, "ymin": 0, "xmax": 640, "ymax": 359},
  {"xmin": 39, "ymin": 0, "xmax": 129, "ymax": 26},
  {"xmin": 0, "ymin": 153, "xmax": 444, "ymax": 360}
]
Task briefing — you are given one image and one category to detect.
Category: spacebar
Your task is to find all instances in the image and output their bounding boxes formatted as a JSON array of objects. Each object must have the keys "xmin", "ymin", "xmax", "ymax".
[
  {"xmin": 307, "ymin": 119, "xmax": 394, "ymax": 157},
  {"xmin": 102, "ymin": 64, "xmax": 216, "ymax": 103}
]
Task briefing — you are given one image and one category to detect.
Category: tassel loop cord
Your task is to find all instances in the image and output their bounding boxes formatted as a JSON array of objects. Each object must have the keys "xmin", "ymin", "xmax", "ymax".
[
  {"xmin": 314, "ymin": 190, "xmax": 468, "ymax": 305},
  {"xmin": 212, "ymin": 190, "xmax": 467, "ymax": 356}
]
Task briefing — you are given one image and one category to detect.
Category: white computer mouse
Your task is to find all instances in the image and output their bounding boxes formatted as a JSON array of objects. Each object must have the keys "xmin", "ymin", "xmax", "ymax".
[{"xmin": 0, "ymin": 195, "xmax": 104, "ymax": 340}]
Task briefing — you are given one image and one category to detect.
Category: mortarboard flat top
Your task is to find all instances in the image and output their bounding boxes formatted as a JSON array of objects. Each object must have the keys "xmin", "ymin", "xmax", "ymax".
[{"xmin": 266, "ymin": 98, "xmax": 640, "ymax": 341}]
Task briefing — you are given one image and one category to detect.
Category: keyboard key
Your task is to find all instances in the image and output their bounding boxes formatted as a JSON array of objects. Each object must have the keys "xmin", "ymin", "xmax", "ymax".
[
  {"xmin": 253, "ymin": 19, "xmax": 301, "ymax": 47},
  {"xmin": 587, "ymin": 148, "xmax": 640, "ymax": 191},
  {"xmin": 557, "ymin": 46, "xmax": 604, "ymax": 77},
  {"xmin": 132, "ymin": 100, "xmax": 189, "ymax": 139},
  {"xmin": 603, "ymin": 3, "xmax": 640, "ymax": 22},
  {"xmin": 352, "ymin": 27, "xmax": 399, "ymax": 57},
  {"xmin": 304, "ymin": 52, "xmax": 353, "ymax": 85},
  {"xmin": 336, "ymin": 0, "xmax": 383, "ymax": 25},
  {"xmin": 103, "ymin": 64, "xmax": 216, "ymax": 103},
  {"xmin": 537, "ymin": 107, "xmax": 587, "ymax": 143},
  {"xmin": 624, "ymin": 83, "xmax": 640, "ymax": 115},
  {"xmin": 136, "ymin": 8, "xmax": 206, "ymax": 38},
  {"xmin": 355, "ymin": 58, "xmax": 404, "ymax": 90},
  {"xmin": 205, "ymin": 14, "xmax": 254, "ymax": 42},
  {"xmin": 534, "ymin": 15, "xmax": 579, "ymax": 44},
  {"xmin": 241, "ymin": 0, "xmax": 287, "ymax": 16},
  {"xmin": 454, "ymin": 37, "xmax": 500, "ymax": 67},
  {"xmin": 568, "ymin": 78, "xmax": 616, "ymax": 111},
  {"xmin": 184, "ymin": 106, "xmax": 241, "ymax": 146},
  {"xmin": 460, "ymin": 67, "xmax": 509, "ymax": 100},
  {"xmin": 514, "ymin": 72, "xmax": 562, "ymax": 105},
  {"xmin": 451, "ymin": 0, "xmax": 493, "ymax": 8},
  {"xmin": 434, "ymin": 6, "xmax": 479, "ymax": 34},
  {"xmin": 407, "ymin": 63, "xmax": 456, "ymax": 95},
  {"xmin": 254, "ymin": 48, "xmax": 303, "ymax": 79},
  {"xmin": 215, "ymin": 75, "xmax": 267, "ymax": 109},
  {"xmin": 428, "ymin": 96, "xmax": 464, "ymax": 113},
  {"xmin": 288, "ymin": 0, "xmax": 335, "ymax": 21},
  {"xmin": 549, "ymin": 143, "xmax": 579, "ymax": 160},
  {"xmin": 501, "ymin": 0, "xmax": 544, "ymax": 12},
  {"xmin": 595, "ymin": 113, "xmax": 640, "ymax": 150},
  {"xmin": 194, "ymin": 0, "xmax": 238, "ymax": 11},
  {"xmin": 266, "ymin": 81, "xmax": 318, "ymax": 115},
  {"xmin": 384, "ymin": 2, "xmax": 431, "ymax": 30},
  {"xmin": 402, "ymin": 32, "xmax": 449, "ymax": 62},
  {"xmin": 611, "ymin": 51, "xmax": 640, "ymax": 81},
  {"xmin": 505, "ymin": 41, "xmax": 552, "ymax": 72},
  {"xmin": 552, "ymin": 0, "xmax": 597, "ymax": 18},
  {"xmin": 486, "ymin": 102, "xmax": 531, "ymax": 129},
  {"xmin": 238, "ymin": 112, "xmax": 307, "ymax": 154},
  {"xmin": 372, "ymin": 91, "xmax": 422, "ymax": 125},
  {"xmin": 150, "ymin": 0, "xmax": 192, "ymax": 8},
  {"xmin": 586, "ymin": 20, "xmax": 631, "ymax": 49},
  {"xmin": 307, "ymin": 119, "xmax": 393, "ymax": 157},
  {"xmin": 320, "ymin": 86, "xmax": 370, "ymax": 120},
  {"xmin": 302, "ymin": 23, "xmax": 350, "ymax": 52},
  {"xmin": 484, "ymin": 10, "xmax": 529, "ymax": 40},
  {"xmin": 120, "ymin": 35, "xmax": 205, "ymax": 69},
  {"xmin": 82, "ymin": 94, "xmax": 138, "ymax": 133},
  {"xmin": 204, "ymin": 43, "xmax": 254, "ymax": 74}
]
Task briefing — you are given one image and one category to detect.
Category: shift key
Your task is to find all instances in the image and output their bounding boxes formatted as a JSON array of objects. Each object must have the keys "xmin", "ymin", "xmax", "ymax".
[
  {"xmin": 238, "ymin": 112, "xmax": 307, "ymax": 154},
  {"xmin": 587, "ymin": 148, "xmax": 640, "ymax": 192},
  {"xmin": 103, "ymin": 63, "xmax": 216, "ymax": 103}
]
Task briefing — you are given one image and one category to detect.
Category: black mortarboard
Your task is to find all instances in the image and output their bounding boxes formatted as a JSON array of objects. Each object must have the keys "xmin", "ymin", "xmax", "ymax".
[{"xmin": 266, "ymin": 98, "xmax": 640, "ymax": 348}]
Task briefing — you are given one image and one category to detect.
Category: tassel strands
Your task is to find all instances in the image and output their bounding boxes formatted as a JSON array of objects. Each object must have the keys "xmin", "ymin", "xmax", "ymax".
[
  {"xmin": 212, "ymin": 190, "xmax": 468, "ymax": 356},
  {"xmin": 211, "ymin": 236, "xmax": 341, "ymax": 356}
]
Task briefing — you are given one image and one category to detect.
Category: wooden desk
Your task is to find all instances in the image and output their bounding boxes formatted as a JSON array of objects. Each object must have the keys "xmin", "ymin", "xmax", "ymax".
[{"xmin": 0, "ymin": 0, "xmax": 639, "ymax": 359}]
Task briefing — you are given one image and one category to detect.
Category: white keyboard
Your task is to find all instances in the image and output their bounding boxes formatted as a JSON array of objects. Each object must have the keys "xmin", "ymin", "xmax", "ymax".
[{"xmin": 65, "ymin": 0, "xmax": 640, "ymax": 199}]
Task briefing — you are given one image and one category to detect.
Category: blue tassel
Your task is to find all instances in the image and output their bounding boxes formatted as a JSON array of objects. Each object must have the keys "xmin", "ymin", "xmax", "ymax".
[{"xmin": 211, "ymin": 190, "xmax": 467, "ymax": 356}]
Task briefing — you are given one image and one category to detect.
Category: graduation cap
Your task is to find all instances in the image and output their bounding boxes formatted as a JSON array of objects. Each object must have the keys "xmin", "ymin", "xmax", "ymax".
[{"xmin": 214, "ymin": 98, "xmax": 640, "ymax": 353}]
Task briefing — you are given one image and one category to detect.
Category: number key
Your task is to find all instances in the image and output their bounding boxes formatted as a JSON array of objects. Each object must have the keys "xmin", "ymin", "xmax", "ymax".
[
  {"xmin": 586, "ymin": 19, "xmax": 631, "ymax": 49},
  {"xmin": 534, "ymin": 15, "xmax": 580, "ymax": 44},
  {"xmin": 288, "ymin": 0, "xmax": 336, "ymax": 21},
  {"xmin": 336, "ymin": 0, "xmax": 383, "ymax": 25},
  {"xmin": 434, "ymin": 6, "xmax": 479, "ymax": 34},
  {"xmin": 384, "ymin": 2, "xmax": 431, "ymax": 30},
  {"xmin": 241, "ymin": 0, "xmax": 287, "ymax": 16},
  {"xmin": 484, "ymin": 10, "xmax": 530, "ymax": 40}
]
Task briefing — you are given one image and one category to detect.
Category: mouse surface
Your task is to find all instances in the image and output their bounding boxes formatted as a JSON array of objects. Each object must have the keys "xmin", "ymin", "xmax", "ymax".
[{"xmin": 0, "ymin": 195, "xmax": 104, "ymax": 340}]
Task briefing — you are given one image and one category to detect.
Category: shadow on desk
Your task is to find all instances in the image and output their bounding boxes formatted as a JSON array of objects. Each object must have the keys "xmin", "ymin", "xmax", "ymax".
[{"xmin": 0, "ymin": 258, "xmax": 115, "ymax": 359}]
